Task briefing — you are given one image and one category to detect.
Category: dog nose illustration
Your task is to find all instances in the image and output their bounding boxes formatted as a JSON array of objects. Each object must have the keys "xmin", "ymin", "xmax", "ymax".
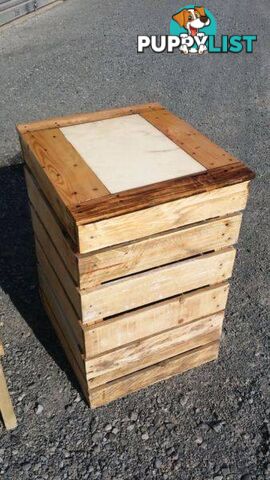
[{"xmin": 200, "ymin": 15, "xmax": 209, "ymax": 23}]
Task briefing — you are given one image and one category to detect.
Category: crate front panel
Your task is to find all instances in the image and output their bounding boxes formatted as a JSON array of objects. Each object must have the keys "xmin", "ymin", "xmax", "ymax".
[
  {"xmin": 85, "ymin": 283, "xmax": 229, "ymax": 356},
  {"xmin": 26, "ymin": 169, "xmax": 242, "ymax": 295},
  {"xmin": 86, "ymin": 311, "xmax": 224, "ymax": 387},
  {"xmin": 77, "ymin": 182, "xmax": 249, "ymax": 253},
  {"xmin": 89, "ymin": 341, "xmax": 220, "ymax": 408},
  {"xmin": 38, "ymin": 283, "xmax": 221, "ymax": 408},
  {"xmin": 80, "ymin": 248, "xmax": 236, "ymax": 322},
  {"xmin": 78, "ymin": 214, "xmax": 241, "ymax": 287}
]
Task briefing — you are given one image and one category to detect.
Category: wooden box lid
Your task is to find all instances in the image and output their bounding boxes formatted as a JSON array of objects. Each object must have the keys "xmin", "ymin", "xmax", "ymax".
[{"xmin": 17, "ymin": 103, "xmax": 254, "ymax": 244}]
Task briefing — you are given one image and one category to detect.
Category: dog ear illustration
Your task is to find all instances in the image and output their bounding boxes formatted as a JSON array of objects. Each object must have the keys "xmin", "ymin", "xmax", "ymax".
[
  {"xmin": 194, "ymin": 6, "xmax": 210, "ymax": 23},
  {"xmin": 172, "ymin": 9, "xmax": 189, "ymax": 28},
  {"xmin": 194, "ymin": 6, "xmax": 206, "ymax": 16}
]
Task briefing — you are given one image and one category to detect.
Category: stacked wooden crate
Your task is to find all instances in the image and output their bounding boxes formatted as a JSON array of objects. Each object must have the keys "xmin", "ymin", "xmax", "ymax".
[{"xmin": 17, "ymin": 103, "xmax": 254, "ymax": 408}]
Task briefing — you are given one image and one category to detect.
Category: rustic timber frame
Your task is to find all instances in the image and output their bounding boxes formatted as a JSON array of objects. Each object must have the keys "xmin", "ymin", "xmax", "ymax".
[{"xmin": 17, "ymin": 103, "xmax": 255, "ymax": 407}]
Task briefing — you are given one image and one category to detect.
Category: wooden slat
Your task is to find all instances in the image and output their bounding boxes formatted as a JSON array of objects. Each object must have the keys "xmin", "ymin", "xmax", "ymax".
[
  {"xmin": 24, "ymin": 167, "xmax": 79, "ymax": 279},
  {"xmin": 87, "ymin": 312, "xmax": 223, "ymax": 387},
  {"xmin": 21, "ymin": 138, "xmax": 77, "ymax": 243},
  {"xmin": 39, "ymin": 271, "xmax": 85, "ymax": 371},
  {"xmin": 81, "ymin": 247, "xmax": 236, "ymax": 322},
  {"xmin": 89, "ymin": 341, "xmax": 219, "ymax": 408},
  {"xmin": 0, "ymin": 363, "xmax": 17, "ymax": 430},
  {"xmin": 17, "ymin": 103, "xmax": 162, "ymax": 134},
  {"xmin": 84, "ymin": 283, "xmax": 229, "ymax": 356},
  {"xmin": 31, "ymin": 206, "xmax": 81, "ymax": 316},
  {"xmin": 40, "ymin": 291, "xmax": 89, "ymax": 402},
  {"xmin": 79, "ymin": 214, "xmax": 242, "ymax": 287},
  {"xmin": 23, "ymin": 128, "xmax": 109, "ymax": 206},
  {"xmin": 140, "ymin": 108, "xmax": 240, "ymax": 170},
  {"xmin": 72, "ymin": 164, "xmax": 254, "ymax": 233},
  {"xmin": 35, "ymin": 241, "xmax": 84, "ymax": 345},
  {"xmin": 77, "ymin": 181, "xmax": 249, "ymax": 252},
  {"xmin": 0, "ymin": 342, "xmax": 4, "ymax": 357}
]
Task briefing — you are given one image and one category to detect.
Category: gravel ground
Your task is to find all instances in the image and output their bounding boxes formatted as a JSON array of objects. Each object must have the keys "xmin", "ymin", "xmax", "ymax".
[{"xmin": 0, "ymin": 1, "xmax": 269, "ymax": 479}]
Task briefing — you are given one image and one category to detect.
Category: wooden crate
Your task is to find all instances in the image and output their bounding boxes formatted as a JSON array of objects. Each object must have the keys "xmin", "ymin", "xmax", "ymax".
[{"xmin": 17, "ymin": 103, "xmax": 255, "ymax": 408}]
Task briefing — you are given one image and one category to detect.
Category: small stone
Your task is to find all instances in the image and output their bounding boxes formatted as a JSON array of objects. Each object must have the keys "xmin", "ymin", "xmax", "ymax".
[
  {"xmin": 112, "ymin": 427, "xmax": 119, "ymax": 435},
  {"xmin": 195, "ymin": 436, "xmax": 203, "ymax": 445},
  {"xmin": 130, "ymin": 412, "xmax": 138, "ymax": 422},
  {"xmin": 18, "ymin": 394, "xmax": 26, "ymax": 402},
  {"xmin": 180, "ymin": 396, "xmax": 188, "ymax": 406},
  {"xmin": 221, "ymin": 467, "xmax": 230, "ymax": 476},
  {"xmin": 141, "ymin": 432, "xmax": 149, "ymax": 440},
  {"xmin": 213, "ymin": 476, "xmax": 223, "ymax": 480},
  {"xmin": 155, "ymin": 458, "xmax": 162, "ymax": 469},
  {"xmin": 22, "ymin": 462, "xmax": 31, "ymax": 471},
  {"xmin": 92, "ymin": 432, "xmax": 102, "ymax": 443},
  {"xmin": 35, "ymin": 403, "xmax": 44, "ymax": 415},
  {"xmin": 127, "ymin": 424, "xmax": 134, "ymax": 432},
  {"xmin": 200, "ymin": 422, "xmax": 210, "ymax": 432},
  {"xmin": 104, "ymin": 424, "xmax": 112, "ymax": 432},
  {"xmin": 0, "ymin": 449, "xmax": 4, "ymax": 456},
  {"xmin": 241, "ymin": 475, "xmax": 252, "ymax": 480},
  {"xmin": 166, "ymin": 447, "xmax": 175, "ymax": 456},
  {"xmin": 213, "ymin": 422, "xmax": 224, "ymax": 433}
]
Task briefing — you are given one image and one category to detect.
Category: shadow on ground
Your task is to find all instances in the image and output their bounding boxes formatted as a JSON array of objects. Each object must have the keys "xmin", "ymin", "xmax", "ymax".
[{"xmin": 0, "ymin": 159, "xmax": 83, "ymax": 397}]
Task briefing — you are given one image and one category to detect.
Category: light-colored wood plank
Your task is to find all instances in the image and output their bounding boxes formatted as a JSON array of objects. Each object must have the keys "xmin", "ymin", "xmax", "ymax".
[
  {"xmin": 24, "ymin": 168, "xmax": 79, "ymax": 281},
  {"xmin": 0, "ymin": 342, "xmax": 4, "ymax": 357},
  {"xmin": 39, "ymin": 271, "xmax": 85, "ymax": 372},
  {"xmin": 78, "ymin": 182, "xmax": 249, "ymax": 253},
  {"xmin": 140, "ymin": 109, "xmax": 240, "ymax": 170},
  {"xmin": 31, "ymin": 206, "xmax": 81, "ymax": 316},
  {"xmin": 84, "ymin": 283, "xmax": 229, "ymax": 356},
  {"xmin": 61, "ymin": 114, "xmax": 205, "ymax": 194},
  {"xmin": 40, "ymin": 291, "xmax": 90, "ymax": 402},
  {"xmin": 17, "ymin": 103, "xmax": 162, "ymax": 134},
  {"xmin": 79, "ymin": 214, "xmax": 242, "ymax": 287},
  {"xmin": 21, "ymin": 138, "xmax": 77, "ymax": 243},
  {"xmin": 35, "ymin": 241, "xmax": 85, "ymax": 347},
  {"xmin": 0, "ymin": 363, "xmax": 17, "ymax": 430},
  {"xmin": 87, "ymin": 312, "xmax": 223, "ymax": 387},
  {"xmin": 81, "ymin": 247, "xmax": 236, "ymax": 322},
  {"xmin": 89, "ymin": 328, "xmax": 220, "ymax": 389},
  {"xmin": 89, "ymin": 341, "xmax": 219, "ymax": 408}
]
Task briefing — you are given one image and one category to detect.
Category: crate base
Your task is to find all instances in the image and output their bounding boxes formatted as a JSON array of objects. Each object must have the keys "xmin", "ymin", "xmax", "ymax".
[{"xmin": 40, "ymin": 288, "xmax": 220, "ymax": 408}]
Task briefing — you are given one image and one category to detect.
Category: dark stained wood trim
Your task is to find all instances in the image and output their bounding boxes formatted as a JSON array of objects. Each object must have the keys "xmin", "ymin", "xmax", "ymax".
[
  {"xmin": 140, "ymin": 109, "xmax": 241, "ymax": 170},
  {"xmin": 71, "ymin": 163, "xmax": 255, "ymax": 225}
]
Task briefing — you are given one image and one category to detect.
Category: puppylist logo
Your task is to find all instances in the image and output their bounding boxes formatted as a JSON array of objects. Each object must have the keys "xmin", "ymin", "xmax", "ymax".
[{"xmin": 138, "ymin": 5, "xmax": 257, "ymax": 55}]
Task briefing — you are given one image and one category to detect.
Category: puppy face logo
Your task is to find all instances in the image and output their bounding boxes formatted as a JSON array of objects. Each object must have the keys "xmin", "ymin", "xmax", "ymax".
[
  {"xmin": 172, "ymin": 7, "xmax": 210, "ymax": 37},
  {"xmin": 170, "ymin": 4, "xmax": 215, "ymax": 54}
]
